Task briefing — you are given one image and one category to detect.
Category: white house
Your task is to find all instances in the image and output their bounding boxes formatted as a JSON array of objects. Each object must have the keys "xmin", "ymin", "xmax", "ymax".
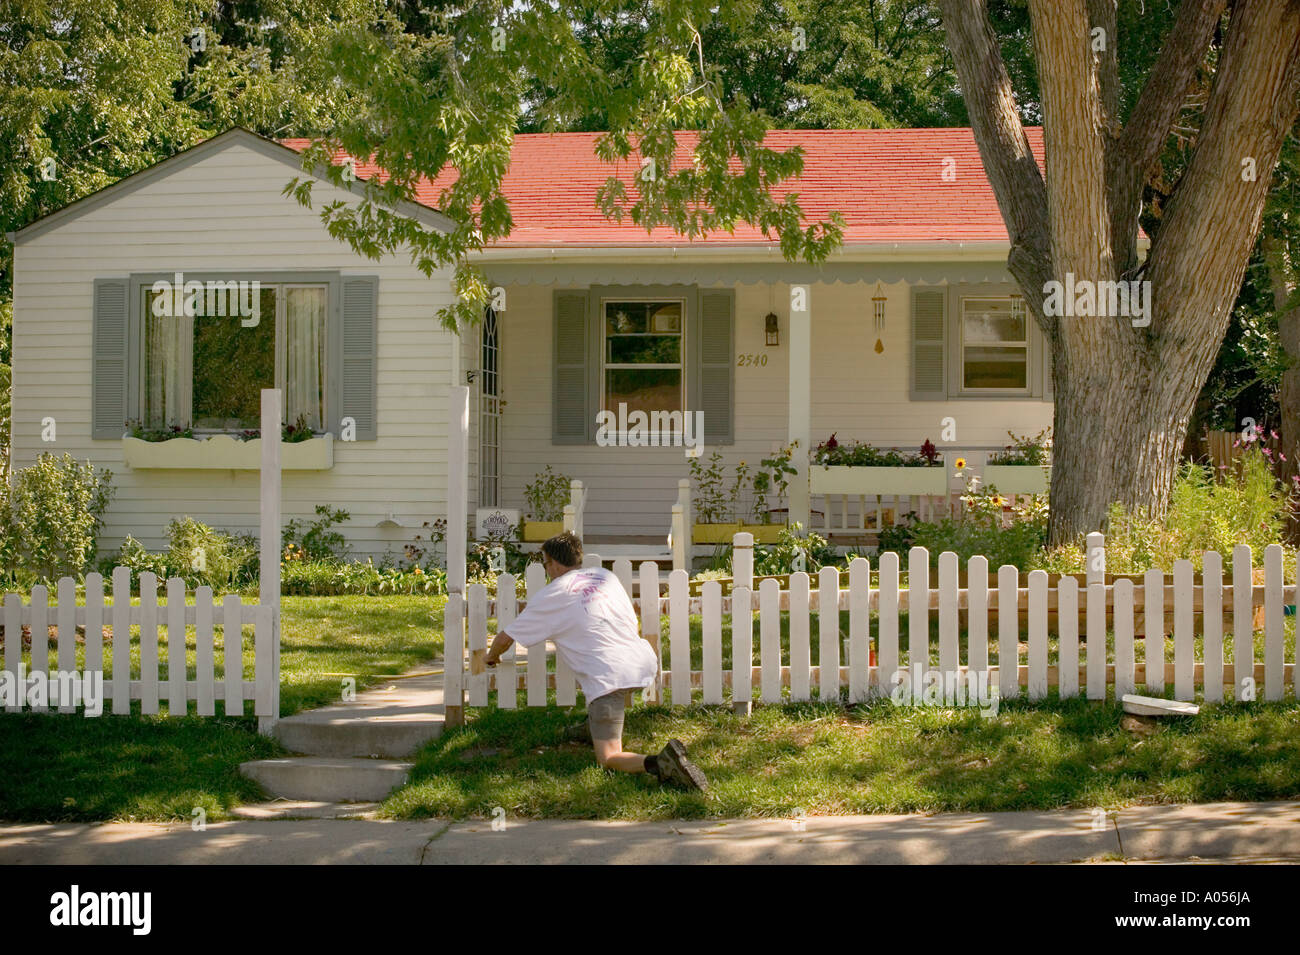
[{"xmin": 9, "ymin": 126, "xmax": 1054, "ymax": 561}]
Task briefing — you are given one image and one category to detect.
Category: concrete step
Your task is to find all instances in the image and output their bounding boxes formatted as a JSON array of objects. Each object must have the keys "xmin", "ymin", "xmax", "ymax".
[
  {"xmin": 272, "ymin": 668, "xmax": 444, "ymax": 758},
  {"xmin": 240, "ymin": 757, "xmax": 413, "ymax": 802}
]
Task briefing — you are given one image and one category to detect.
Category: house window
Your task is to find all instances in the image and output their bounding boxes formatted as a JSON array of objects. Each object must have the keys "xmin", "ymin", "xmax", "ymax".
[
  {"xmin": 142, "ymin": 283, "xmax": 328, "ymax": 432},
  {"xmin": 601, "ymin": 299, "xmax": 684, "ymax": 415},
  {"xmin": 960, "ymin": 297, "xmax": 1029, "ymax": 392}
]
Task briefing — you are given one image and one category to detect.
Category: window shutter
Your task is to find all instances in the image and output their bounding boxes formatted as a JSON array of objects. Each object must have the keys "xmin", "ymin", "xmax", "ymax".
[
  {"xmin": 553, "ymin": 290, "xmax": 590, "ymax": 444},
  {"xmin": 910, "ymin": 287, "xmax": 946, "ymax": 399},
  {"xmin": 340, "ymin": 276, "xmax": 379, "ymax": 440},
  {"xmin": 695, "ymin": 288, "xmax": 734, "ymax": 444},
  {"xmin": 92, "ymin": 278, "xmax": 130, "ymax": 439}
]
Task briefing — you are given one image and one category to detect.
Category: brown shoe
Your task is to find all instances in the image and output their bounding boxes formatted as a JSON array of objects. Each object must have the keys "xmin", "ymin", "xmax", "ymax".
[{"xmin": 654, "ymin": 739, "xmax": 708, "ymax": 791}]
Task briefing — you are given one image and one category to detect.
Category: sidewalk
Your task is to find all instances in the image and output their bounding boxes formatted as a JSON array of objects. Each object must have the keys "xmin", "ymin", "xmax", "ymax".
[{"xmin": 1, "ymin": 801, "xmax": 1297, "ymax": 864}]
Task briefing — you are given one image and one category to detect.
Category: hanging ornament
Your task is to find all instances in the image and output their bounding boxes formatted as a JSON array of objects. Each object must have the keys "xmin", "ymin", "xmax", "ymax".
[{"xmin": 872, "ymin": 281, "xmax": 887, "ymax": 353}]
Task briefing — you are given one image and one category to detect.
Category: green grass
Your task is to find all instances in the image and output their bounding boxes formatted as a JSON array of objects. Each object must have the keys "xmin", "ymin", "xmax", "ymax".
[
  {"xmin": 383, "ymin": 695, "xmax": 1300, "ymax": 821},
  {"xmin": 0, "ymin": 595, "xmax": 440, "ymax": 822}
]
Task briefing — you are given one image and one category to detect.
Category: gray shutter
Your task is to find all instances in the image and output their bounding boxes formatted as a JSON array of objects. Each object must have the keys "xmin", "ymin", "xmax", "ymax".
[
  {"xmin": 553, "ymin": 290, "xmax": 589, "ymax": 444},
  {"xmin": 92, "ymin": 278, "xmax": 130, "ymax": 439},
  {"xmin": 910, "ymin": 287, "xmax": 946, "ymax": 399},
  {"xmin": 340, "ymin": 276, "xmax": 379, "ymax": 440},
  {"xmin": 696, "ymin": 288, "xmax": 734, "ymax": 444}
]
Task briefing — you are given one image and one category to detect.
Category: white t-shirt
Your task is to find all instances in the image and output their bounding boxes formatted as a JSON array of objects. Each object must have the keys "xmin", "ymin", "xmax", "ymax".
[{"xmin": 504, "ymin": 567, "xmax": 658, "ymax": 702}]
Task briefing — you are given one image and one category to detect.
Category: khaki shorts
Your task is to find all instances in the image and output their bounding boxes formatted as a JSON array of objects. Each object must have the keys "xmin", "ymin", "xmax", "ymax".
[{"xmin": 587, "ymin": 689, "xmax": 638, "ymax": 744}]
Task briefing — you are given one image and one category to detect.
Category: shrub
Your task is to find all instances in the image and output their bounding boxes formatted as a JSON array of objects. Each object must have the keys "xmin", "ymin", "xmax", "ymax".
[
  {"xmin": 753, "ymin": 523, "xmax": 837, "ymax": 575},
  {"xmin": 0, "ymin": 453, "xmax": 114, "ymax": 585},
  {"xmin": 165, "ymin": 517, "xmax": 258, "ymax": 590},
  {"xmin": 283, "ymin": 505, "xmax": 350, "ymax": 562},
  {"xmin": 280, "ymin": 558, "xmax": 446, "ymax": 596},
  {"xmin": 523, "ymin": 466, "xmax": 570, "ymax": 522}
]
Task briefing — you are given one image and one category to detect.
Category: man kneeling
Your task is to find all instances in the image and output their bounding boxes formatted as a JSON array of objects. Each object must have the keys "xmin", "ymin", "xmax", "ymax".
[{"xmin": 484, "ymin": 532, "xmax": 707, "ymax": 791}]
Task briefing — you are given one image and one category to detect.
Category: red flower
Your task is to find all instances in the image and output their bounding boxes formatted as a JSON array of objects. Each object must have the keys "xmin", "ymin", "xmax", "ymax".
[{"xmin": 826, "ymin": 433, "xmax": 839, "ymax": 449}]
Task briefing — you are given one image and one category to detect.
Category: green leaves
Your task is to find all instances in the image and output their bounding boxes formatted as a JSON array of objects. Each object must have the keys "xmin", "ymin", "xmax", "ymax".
[{"xmin": 0, "ymin": 452, "xmax": 114, "ymax": 585}]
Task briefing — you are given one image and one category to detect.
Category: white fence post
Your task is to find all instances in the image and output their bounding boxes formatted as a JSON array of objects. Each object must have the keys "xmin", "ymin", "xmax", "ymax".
[
  {"xmin": 258, "ymin": 388, "xmax": 282, "ymax": 734},
  {"xmin": 671, "ymin": 505, "xmax": 688, "ymax": 573},
  {"xmin": 445, "ymin": 385, "xmax": 470, "ymax": 727}
]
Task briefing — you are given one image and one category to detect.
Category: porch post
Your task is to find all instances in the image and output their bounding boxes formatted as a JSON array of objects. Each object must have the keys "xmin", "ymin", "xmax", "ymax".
[
  {"xmin": 444, "ymin": 385, "xmax": 470, "ymax": 728},
  {"xmin": 788, "ymin": 284, "xmax": 812, "ymax": 532},
  {"xmin": 257, "ymin": 388, "xmax": 281, "ymax": 735}
]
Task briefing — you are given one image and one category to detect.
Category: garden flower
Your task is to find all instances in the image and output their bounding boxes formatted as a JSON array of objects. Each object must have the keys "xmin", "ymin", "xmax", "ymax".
[{"xmin": 954, "ymin": 457, "xmax": 967, "ymax": 470}]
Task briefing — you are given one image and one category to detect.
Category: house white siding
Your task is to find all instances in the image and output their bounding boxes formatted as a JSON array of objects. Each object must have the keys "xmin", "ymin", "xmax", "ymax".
[{"xmin": 11, "ymin": 138, "xmax": 457, "ymax": 560}]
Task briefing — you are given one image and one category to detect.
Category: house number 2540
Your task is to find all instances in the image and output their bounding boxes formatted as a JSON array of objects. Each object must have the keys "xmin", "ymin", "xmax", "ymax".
[{"xmin": 737, "ymin": 353, "xmax": 768, "ymax": 367}]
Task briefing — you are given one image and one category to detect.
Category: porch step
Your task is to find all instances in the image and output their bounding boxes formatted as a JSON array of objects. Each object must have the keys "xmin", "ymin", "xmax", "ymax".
[
  {"xmin": 239, "ymin": 757, "xmax": 413, "ymax": 802},
  {"xmin": 271, "ymin": 669, "xmax": 444, "ymax": 758}
]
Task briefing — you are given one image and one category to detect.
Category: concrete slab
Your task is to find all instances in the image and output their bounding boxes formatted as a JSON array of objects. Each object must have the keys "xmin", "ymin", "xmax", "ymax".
[
  {"xmin": 229, "ymin": 801, "xmax": 381, "ymax": 820},
  {"xmin": 1114, "ymin": 800, "xmax": 1300, "ymax": 861},
  {"xmin": 239, "ymin": 757, "xmax": 412, "ymax": 802},
  {"xmin": 273, "ymin": 668, "xmax": 443, "ymax": 758}
]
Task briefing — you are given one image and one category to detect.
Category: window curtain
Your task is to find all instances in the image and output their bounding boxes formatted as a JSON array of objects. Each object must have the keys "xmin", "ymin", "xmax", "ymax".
[
  {"xmin": 284, "ymin": 287, "xmax": 326, "ymax": 431},
  {"xmin": 143, "ymin": 303, "xmax": 190, "ymax": 428}
]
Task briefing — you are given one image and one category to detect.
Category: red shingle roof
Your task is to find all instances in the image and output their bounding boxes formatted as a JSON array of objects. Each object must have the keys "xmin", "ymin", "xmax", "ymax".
[{"xmin": 282, "ymin": 128, "xmax": 1043, "ymax": 247}]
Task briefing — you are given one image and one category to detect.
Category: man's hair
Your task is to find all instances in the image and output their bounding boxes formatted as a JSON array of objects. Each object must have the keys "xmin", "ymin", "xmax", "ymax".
[{"xmin": 542, "ymin": 531, "xmax": 583, "ymax": 568}]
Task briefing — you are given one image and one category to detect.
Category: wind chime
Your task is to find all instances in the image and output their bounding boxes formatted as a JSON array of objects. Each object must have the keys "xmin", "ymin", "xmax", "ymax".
[{"xmin": 872, "ymin": 282, "xmax": 887, "ymax": 353}]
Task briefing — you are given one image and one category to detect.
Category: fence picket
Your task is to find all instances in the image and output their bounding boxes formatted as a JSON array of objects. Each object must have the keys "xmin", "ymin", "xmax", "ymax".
[
  {"xmin": 139, "ymin": 573, "xmax": 159, "ymax": 715},
  {"xmin": 1058, "ymin": 577, "xmax": 1080, "ymax": 699},
  {"xmin": 84, "ymin": 574, "xmax": 104, "ymax": 707},
  {"xmin": 223, "ymin": 595, "xmax": 243, "ymax": 717},
  {"xmin": 255, "ymin": 604, "xmax": 273, "ymax": 718},
  {"xmin": 1087, "ymin": 582, "xmax": 1106, "ymax": 700},
  {"xmin": 733, "ymin": 585, "xmax": 753, "ymax": 706},
  {"xmin": 968, "ymin": 556, "xmax": 989, "ymax": 675},
  {"xmin": 878, "ymin": 552, "xmax": 900, "ymax": 696},
  {"xmin": 196, "ymin": 587, "xmax": 215, "ymax": 717},
  {"xmin": 669, "ymin": 569, "xmax": 690, "ymax": 705},
  {"xmin": 847, "ymin": 558, "xmax": 869, "ymax": 703},
  {"xmin": 29, "ymin": 585, "xmax": 48, "ymax": 709},
  {"xmin": 908, "ymin": 548, "xmax": 930, "ymax": 685},
  {"xmin": 998, "ymin": 565, "xmax": 1018, "ymax": 699},
  {"xmin": 819, "ymin": 566, "xmax": 840, "ymax": 701},
  {"xmin": 1028, "ymin": 570, "xmax": 1048, "ymax": 700},
  {"xmin": 1173, "ymin": 560, "xmax": 1194, "ymax": 701},
  {"xmin": 789, "ymin": 572, "xmax": 811, "ymax": 701},
  {"xmin": 613, "ymin": 559, "xmax": 633, "ymax": 598},
  {"xmin": 1113, "ymin": 579, "xmax": 1134, "ymax": 698},
  {"xmin": 1232, "ymin": 545, "xmax": 1252, "ymax": 700},
  {"xmin": 939, "ymin": 552, "xmax": 958, "ymax": 680},
  {"xmin": 467, "ymin": 583, "xmax": 489, "ymax": 707},
  {"xmin": 1265, "ymin": 543, "xmax": 1283, "ymax": 701},
  {"xmin": 1144, "ymin": 569, "xmax": 1164, "ymax": 694},
  {"xmin": 57, "ymin": 577, "xmax": 76, "ymax": 712},
  {"xmin": 497, "ymin": 573, "xmax": 517, "ymax": 709},
  {"xmin": 167, "ymin": 577, "xmax": 187, "ymax": 717},
  {"xmin": 3, "ymin": 594, "xmax": 19, "ymax": 712},
  {"xmin": 760, "ymin": 577, "xmax": 781, "ymax": 703},
  {"xmin": 1202, "ymin": 552, "xmax": 1223, "ymax": 703},
  {"xmin": 525, "ymin": 563, "xmax": 547, "ymax": 706},
  {"xmin": 702, "ymin": 580, "xmax": 723, "ymax": 705},
  {"xmin": 112, "ymin": 568, "xmax": 131, "ymax": 714},
  {"xmin": 638, "ymin": 562, "xmax": 661, "ymax": 703}
]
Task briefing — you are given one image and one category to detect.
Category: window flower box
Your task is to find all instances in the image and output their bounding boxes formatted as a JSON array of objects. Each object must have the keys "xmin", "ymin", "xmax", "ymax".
[
  {"xmin": 123, "ymin": 434, "xmax": 334, "ymax": 470},
  {"xmin": 981, "ymin": 464, "xmax": 1051, "ymax": 495},
  {"xmin": 692, "ymin": 522, "xmax": 786, "ymax": 544},
  {"xmin": 809, "ymin": 464, "xmax": 948, "ymax": 497}
]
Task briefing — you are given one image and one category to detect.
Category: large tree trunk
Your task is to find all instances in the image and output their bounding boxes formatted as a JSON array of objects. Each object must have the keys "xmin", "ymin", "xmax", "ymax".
[{"xmin": 939, "ymin": 0, "xmax": 1300, "ymax": 544}]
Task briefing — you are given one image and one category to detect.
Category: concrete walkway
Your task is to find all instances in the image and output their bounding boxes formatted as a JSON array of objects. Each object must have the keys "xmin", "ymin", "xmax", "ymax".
[{"xmin": 2, "ymin": 801, "xmax": 1297, "ymax": 865}]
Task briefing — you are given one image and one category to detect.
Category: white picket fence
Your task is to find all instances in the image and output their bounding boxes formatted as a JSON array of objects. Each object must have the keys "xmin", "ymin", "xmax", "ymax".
[
  {"xmin": 1, "ymin": 569, "xmax": 277, "ymax": 722},
  {"xmin": 444, "ymin": 532, "xmax": 1299, "ymax": 713}
]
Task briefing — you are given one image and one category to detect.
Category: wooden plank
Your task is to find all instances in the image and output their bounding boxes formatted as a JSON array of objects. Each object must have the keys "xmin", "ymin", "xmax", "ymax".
[
  {"xmin": 195, "ymin": 587, "xmax": 215, "ymax": 717},
  {"xmin": 29, "ymin": 585, "xmax": 48, "ymax": 707},
  {"xmin": 1265, "ymin": 543, "xmax": 1283, "ymax": 701},
  {"xmin": 467, "ymin": 583, "xmax": 488, "ymax": 707},
  {"xmin": 1232, "ymin": 545, "xmax": 1252, "ymax": 701},
  {"xmin": 497, "ymin": 573, "xmax": 517, "ymax": 709},
  {"xmin": 789, "ymin": 572, "xmax": 811, "ymax": 701},
  {"xmin": 167, "ymin": 577, "xmax": 187, "ymax": 717},
  {"xmin": 732, "ymin": 585, "xmax": 753, "ymax": 706},
  {"xmin": 939, "ymin": 552, "xmax": 959, "ymax": 679},
  {"xmin": 1112, "ymin": 578, "xmax": 1134, "ymax": 699},
  {"xmin": 847, "ymin": 558, "xmax": 869, "ymax": 703},
  {"xmin": 1173, "ymin": 560, "xmax": 1194, "ymax": 701},
  {"xmin": 56, "ymin": 577, "xmax": 76, "ymax": 712},
  {"xmin": 3, "ymin": 593, "xmax": 20, "ymax": 713},
  {"xmin": 998, "ymin": 565, "xmax": 1018, "ymax": 699},
  {"xmin": 878, "ymin": 552, "xmax": 900, "ymax": 694},
  {"xmin": 760, "ymin": 577, "xmax": 782, "ymax": 703},
  {"xmin": 639, "ymin": 561, "xmax": 661, "ymax": 704},
  {"xmin": 84, "ymin": 574, "xmax": 104, "ymax": 699},
  {"xmin": 669, "ymin": 569, "xmax": 691, "ymax": 706},
  {"xmin": 1144, "ymin": 568, "xmax": 1164, "ymax": 694},
  {"xmin": 139, "ymin": 572, "xmax": 159, "ymax": 715},
  {"xmin": 819, "ymin": 566, "xmax": 840, "ymax": 702},
  {"xmin": 223, "ymin": 595, "xmax": 243, "ymax": 717},
  {"xmin": 254, "ymin": 604, "xmax": 273, "ymax": 718},
  {"xmin": 444, "ymin": 592, "xmax": 465, "ymax": 722},
  {"xmin": 908, "ymin": 547, "xmax": 929, "ymax": 683},
  {"xmin": 1028, "ymin": 570, "xmax": 1048, "ymax": 700},
  {"xmin": 1202, "ymin": 551, "xmax": 1223, "ymax": 703},
  {"xmin": 1087, "ymin": 582, "xmax": 1106, "ymax": 700},
  {"xmin": 1059, "ymin": 576, "xmax": 1080, "ymax": 699},
  {"xmin": 525, "ymin": 563, "xmax": 547, "ymax": 707},
  {"xmin": 967, "ymin": 556, "xmax": 989, "ymax": 674},
  {"xmin": 702, "ymin": 580, "xmax": 723, "ymax": 705},
  {"xmin": 111, "ymin": 567, "xmax": 131, "ymax": 715},
  {"xmin": 613, "ymin": 559, "xmax": 633, "ymax": 599}
]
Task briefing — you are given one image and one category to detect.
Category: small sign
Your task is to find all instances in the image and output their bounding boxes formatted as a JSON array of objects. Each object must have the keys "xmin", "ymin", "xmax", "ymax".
[{"xmin": 476, "ymin": 507, "xmax": 520, "ymax": 539}]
